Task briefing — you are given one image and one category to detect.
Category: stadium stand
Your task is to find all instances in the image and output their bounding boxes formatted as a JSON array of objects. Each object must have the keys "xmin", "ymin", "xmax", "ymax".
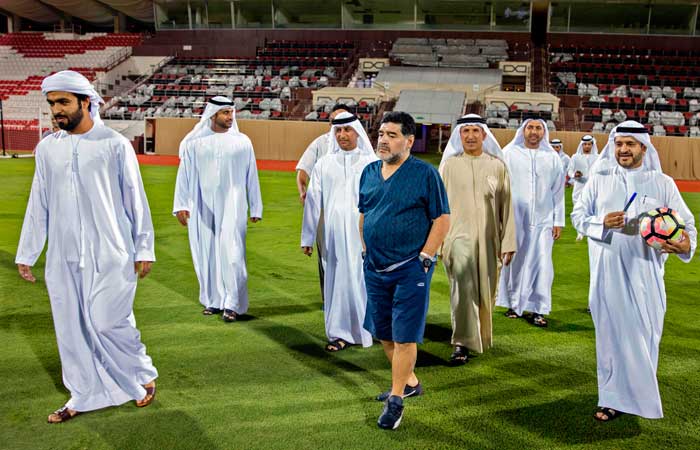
[
  {"xmin": 549, "ymin": 42, "xmax": 700, "ymax": 136},
  {"xmin": 0, "ymin": 32, "xmax": 142, "ymax": 150},
  {"xmin": 388, "ymin": 37, "xmax": 510, "ymax": 68},
  {"xmin": 107, "ymin": 40, "xmax": 359, "ymax": 125}
]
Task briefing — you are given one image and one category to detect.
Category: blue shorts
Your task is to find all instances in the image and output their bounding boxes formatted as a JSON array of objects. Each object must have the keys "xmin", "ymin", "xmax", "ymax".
[{"xmin": 363, "ymin": 257, "xmax": 434, "ymax": 344}]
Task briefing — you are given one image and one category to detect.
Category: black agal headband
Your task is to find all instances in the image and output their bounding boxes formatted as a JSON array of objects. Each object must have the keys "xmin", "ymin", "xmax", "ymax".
[
  {"xmin": 331, "ymin": 114, "xmax": 359, "ymax": 125},
  {"xmin": 456, "ymin": 116, "xmax": 486, "ymax": 125},
  {"xmin": 616, "ymin": 127, "xmax": 649, "ymax": 134},
  {"xmin": 208, "ymin": 98, "xmax": 235, "ymax": 106}
]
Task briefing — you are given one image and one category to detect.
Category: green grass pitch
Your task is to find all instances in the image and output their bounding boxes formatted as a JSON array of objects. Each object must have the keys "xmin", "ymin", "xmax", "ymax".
[{"xmin": 1, "ymin": 157, "xmax": 699, "ymax": 450}]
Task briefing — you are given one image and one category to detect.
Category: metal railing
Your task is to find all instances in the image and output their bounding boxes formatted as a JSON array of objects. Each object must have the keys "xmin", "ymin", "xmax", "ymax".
[{"xmin": 101, "ymin": 56, "xmax": 173, "ymax": 113}]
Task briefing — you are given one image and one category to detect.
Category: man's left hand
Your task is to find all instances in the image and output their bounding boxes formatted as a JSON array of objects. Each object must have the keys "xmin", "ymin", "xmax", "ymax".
[
  {"xmin": 134, "ymin": 261, "xmax": 153, "ymax": 279},
  {"xmin": 250, "ymin": 217, "xmax": 261, "ymax": 223},
  {"xmin": 552, "ymin": 226, "xmax": 562, "ymax": 240},
  {"xmin": 661, "ymin": 230, "xmax": 690, "ymax": 254},
  {"xmin": 500, "ymin": 252, "xmax": 515, "ymax": 266}
]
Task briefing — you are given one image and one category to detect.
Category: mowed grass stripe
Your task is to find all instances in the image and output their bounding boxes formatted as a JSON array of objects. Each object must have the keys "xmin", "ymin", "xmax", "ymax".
[{"xmin": 0, "ymin": 158, "xmax": 699, "ymax": 450}]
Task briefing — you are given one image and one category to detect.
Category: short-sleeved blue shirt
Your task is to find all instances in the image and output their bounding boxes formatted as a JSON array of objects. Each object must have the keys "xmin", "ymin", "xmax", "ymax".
[{"xmin": 359, "ymin": 156, "xmax": 450, "ymax": 271}]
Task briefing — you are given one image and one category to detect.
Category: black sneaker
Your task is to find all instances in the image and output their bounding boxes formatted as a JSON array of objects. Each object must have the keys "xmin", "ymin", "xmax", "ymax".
[
  {"xmin": 375, "ymin": 382, "xmax": 423, "ymax": 402},
  {"xmin": 377, "ymin": 395, "xmax": 404, "ymax": 430}
]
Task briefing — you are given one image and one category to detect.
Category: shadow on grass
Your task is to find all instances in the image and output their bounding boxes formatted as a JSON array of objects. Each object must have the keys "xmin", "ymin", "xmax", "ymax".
[
  {"xmin": 90, "ymin": 408, "xmax": 220, "ymax": 450},
  {"xmin": 415, "ymin": 349, "xmax": 450, "ymax": 368},
  {"xmin": 492, "ymin": 352, "xmax": 594, "ymax": 389},
  {"xmin": 0, "ymin": 248, "xmax": 25, "ymax": 272},
  {"xmin": 0, "ymin": 310, "xmax": 63, "ymax": 392},
  {"xmin": 423, "ymin": 322, "xmax": 453, "ymax": 343},
  {"xmin": 499, "ymin": 393, "xmax": 643, "ymax": 445},
  {"xmin": 255, "ymin": 321, "xmax": 375, "ymax": 376},
  {"xmin": 244, "ymin": 301, "xmax": 322, "ymax": 319},
  {"xmin": 252, "ymin": 320, "xmax": 387, "ymax": 396}
]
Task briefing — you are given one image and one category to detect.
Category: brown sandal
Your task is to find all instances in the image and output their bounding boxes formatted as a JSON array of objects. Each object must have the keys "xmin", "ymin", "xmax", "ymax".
[
  {"xmin": 136, "ymin": 383, "xmax": 157, "ymax": 408},
  {"xmin": 47, "ymin": 406, "xmax": 80, "ymax": 424}
]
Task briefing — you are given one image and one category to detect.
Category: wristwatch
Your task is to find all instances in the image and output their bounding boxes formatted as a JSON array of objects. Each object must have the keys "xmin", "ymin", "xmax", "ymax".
[{"xmin": 419, "ymin": 252, "xmax": 436, "ymax": 270}]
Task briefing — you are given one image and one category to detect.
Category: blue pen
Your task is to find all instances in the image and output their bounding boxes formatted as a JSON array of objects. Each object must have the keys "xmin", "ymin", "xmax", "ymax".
[{"xmin": 623, "ymin": 192, "xmax": 637, "ymax": 212}]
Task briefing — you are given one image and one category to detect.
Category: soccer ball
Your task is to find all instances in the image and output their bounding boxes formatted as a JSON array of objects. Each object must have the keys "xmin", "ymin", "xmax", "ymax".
[{"xmin": 639, "ymin": 207, "xmax": 685, "ymax": 250}]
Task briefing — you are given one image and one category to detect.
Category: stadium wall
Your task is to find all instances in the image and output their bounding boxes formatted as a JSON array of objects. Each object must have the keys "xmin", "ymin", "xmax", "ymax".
[
  {"xmin": 134, "ymin": 30, "xmax": 698, "ymax": 59},
  {"xmin": 134, "ymin": 30, "xmax": 531, "ymax": 58},
  {"xmin": 491, "ymin": 129, "xmax": 700, "ymax": 180},
  {"xmin": 150, "ymin": 118, "xmax": 700, "ymax": 179},
  {"xmin": 153, "ymin": 118, "xmax": 328, "ymax": 160}
]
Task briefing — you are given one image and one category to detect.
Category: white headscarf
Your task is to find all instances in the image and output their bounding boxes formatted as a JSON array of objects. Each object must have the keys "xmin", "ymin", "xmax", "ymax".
[
  {"xmin": 439, "ymin": 114, "xmax": 503, "ymax": 171},
  {"xmin": 179, "ymin": 96, "xmax": 239, "ymax": 157},
  {"xmin": 41, "ymin": 70, "xmax": 105, "ymax": 126},
  {"xmin": 591, "ymin": 120, "xmax": 662, "ymax": 174},
  {"xmin": 504, "ymin": 117, "xmax": 555, "ymax": 153},
  {"xmin": 329, "ymin": 111, "xmax": 374, "ymax": 155},
  {"xmin": 550, "ymin": 138, "xmax": 563, "ymax": 152},
  {"xmin": 574, "ymin": 134, "xmax": 599, "ymax": 156}
]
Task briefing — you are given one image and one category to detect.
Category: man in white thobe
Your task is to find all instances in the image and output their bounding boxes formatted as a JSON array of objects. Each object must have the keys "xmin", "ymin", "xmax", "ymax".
[
  {"xmin": 550, "ymin": 138, "xmax": 571, "ymax": 185},
  {"xmin": 439, "ymin": 115, "xmax": 516, "ymax": 364},
  {"xmin": 301, "ymin": 112, "xmax": 376, "ymax": 351},
  {"xmin": 568, "ymin": 135, "xmax": 599, "ymax": 240},
  {"xmin": 496, "ymin": 118, "xmax": 565, "ymax": 327},
  {"xmin": 16, "ymin": 70, "xmax": 158, "ymax": 423},
  {"xmin": 572, "ymin": 121, "xmax": 696, "ymax": 421},
  {"xmin": 173, "ymin": 97, "xmax": 263, "ymax": 322},
  {"xmin": 296, "ymin": 103, "xmax": 351, "ymax": 303}
]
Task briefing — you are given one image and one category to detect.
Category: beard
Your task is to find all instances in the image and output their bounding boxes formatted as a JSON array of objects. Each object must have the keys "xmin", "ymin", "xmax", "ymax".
[
  {"xmin": 380, "ymin": 151, "xmax": 402, "ymax": 165},
  {"xmin": 213, "ymin": 116, "xmax": 233, "ymax": 130},
  {"xmin": 526, "ymin": 135, "xmax": 542, "ymax": 145},
  {"xmin": 54, "ymin": 107, "xmax": 84, "ymax": 132},
  {"xmin": 616, "ymin": 152, "xmax": 644, "ymax": 168}
]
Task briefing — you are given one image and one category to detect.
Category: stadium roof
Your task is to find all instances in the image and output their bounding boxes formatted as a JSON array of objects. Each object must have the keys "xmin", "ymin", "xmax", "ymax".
[{"xmin": 0, "ymin": 0, "xmax": 154, "ymax": 24}]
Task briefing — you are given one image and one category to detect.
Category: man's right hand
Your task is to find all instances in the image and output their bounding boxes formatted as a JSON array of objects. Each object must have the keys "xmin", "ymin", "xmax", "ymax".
[
  {"xmin": 17, "ymin": 264, "xmax": 36, "ymax": 283},
  {"xmin": 299, "ymin": 191, "xmax": 306, "ymax": 204},
  {"xmin": 176, "ymin": 210, "xmax": 190, "ymax": 226},
  {"xmin": 302, "ymin": 246, "xmax": 313, "ymax": 256},
  {"xmin": 604, "ymin": 211, "xmax": 626, "ymax": 229}
]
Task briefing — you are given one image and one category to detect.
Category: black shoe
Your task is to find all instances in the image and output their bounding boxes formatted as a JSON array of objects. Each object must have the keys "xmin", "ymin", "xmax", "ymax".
[
  {"xmin": 504, "ymin": 308, "xmax": 520, "ymax": 318},
  {"xmin": 449, "ymin": 346, "xmax": 469, "ymax": 366},
  {"xmin": 375, "ymin": 382, "xmax": 423, "ymax": 402},
  {"xmin": 378, "ymin": 395, "xmax": 404, "ymax": 430},
  {"xmin": 202, "ymin": 307, "xmax": 222, "ymax": 316},
  {"xmin": 532, "ymin": 313, "xmax": 548, "ymax": 327},
  {"xmin": 222, "ymin": 309, "xmax": 237, "ymax": 322}
]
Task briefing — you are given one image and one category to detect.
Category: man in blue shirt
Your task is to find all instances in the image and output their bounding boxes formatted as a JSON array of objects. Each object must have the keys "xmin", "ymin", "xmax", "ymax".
[{"xmin": 359, "ymin": 111, "xmax": 450, "ymax": 430}]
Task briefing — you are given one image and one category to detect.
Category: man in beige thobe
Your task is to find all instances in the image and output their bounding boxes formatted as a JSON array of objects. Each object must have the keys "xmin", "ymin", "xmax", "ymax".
[{"xmin": 439, "ymin": 114, "xmax": 516, "ymax": 365}]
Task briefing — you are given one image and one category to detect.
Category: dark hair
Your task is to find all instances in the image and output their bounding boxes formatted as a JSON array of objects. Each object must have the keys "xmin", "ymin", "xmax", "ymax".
[
  {"xmin": 380, "ymin": 111, "xmax": 416, "ymax": 137},
  {"xmin": 74, "ymin": 93, "xmax": 92, "ymax": 112},
  {"xmin": 331, "ymin": 103, "xmax": 353, "ymax": 114}
]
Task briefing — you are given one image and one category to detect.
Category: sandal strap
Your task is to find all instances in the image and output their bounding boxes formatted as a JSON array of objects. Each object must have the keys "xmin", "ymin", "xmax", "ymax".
[
  {"xmin": 595, "ymin": 407, "xmax": 620, "ymax": 421},
  {"xmin": 326, "ymin": 339, "xmax": 347, "ymax": 351},
  {"xmin": 51, "ymin": 406, "xmax": 78, "ymax": 422}
]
